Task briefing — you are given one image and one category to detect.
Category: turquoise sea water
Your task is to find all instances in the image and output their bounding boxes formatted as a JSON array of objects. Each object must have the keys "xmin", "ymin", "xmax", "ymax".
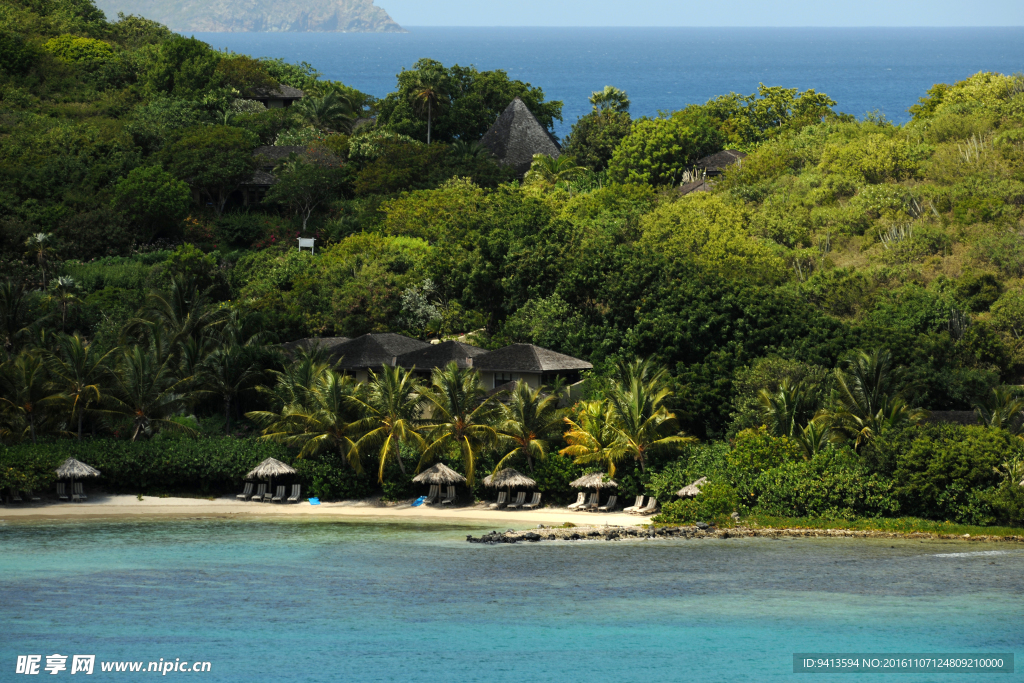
[
  {"xmin": 1, "ymin": 518, "xmax": 1022, "ymax": 682},
  {"xmin": 190, "ymin": 27, "xmax": 1024, "ymax": 136}
]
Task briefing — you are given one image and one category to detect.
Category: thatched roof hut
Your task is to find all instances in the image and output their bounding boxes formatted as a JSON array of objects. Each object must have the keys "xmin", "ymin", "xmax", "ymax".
[
  {"xmin": 570, "ymin": 473, "xmax": 617, "ymax": 489},
  {"xmin": 676, "ymin": 476, "xmax": 708, "ymax": 498},
  {"xmin": 483, "ymin": 468, "xmax": 536, "ymax": 489},
  {"xmin": 55, "ymin": 458, "xmax": 100, "ymax": 479},
  {"xmin": 246, "ymin": 457, "xmax": 297, "ymax": 479},
  {"xmin": 412, "ymin": 463, "xmax": 466, "ymax": 485}
]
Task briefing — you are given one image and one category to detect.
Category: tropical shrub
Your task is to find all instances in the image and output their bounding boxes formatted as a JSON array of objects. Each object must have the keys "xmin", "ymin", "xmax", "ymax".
[{"xmin": 653, "ymin": 480, "xmax": 739, "ymax": 524}]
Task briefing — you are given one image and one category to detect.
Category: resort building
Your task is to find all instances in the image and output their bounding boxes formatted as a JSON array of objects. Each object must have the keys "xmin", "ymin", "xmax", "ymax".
[
  {"xmin": 281, "ymin": 334, "xmax": 593, "ymax": 392},
  {"xmin": 251, "ymin": 85, "xmax": 304, "ymax": 109},
  {"xmin": 695, "ymin": 149, "xmax": 747, "ymax": 176},
  {"xmin": 479, "ymin": 97, "xmax": 562, "ymax": 176}
]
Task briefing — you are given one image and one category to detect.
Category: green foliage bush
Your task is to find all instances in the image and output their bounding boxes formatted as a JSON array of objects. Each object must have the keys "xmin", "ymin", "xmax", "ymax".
[{"xmin": 653, "ymin": 481, "xmax": 740, "ymax": 524}]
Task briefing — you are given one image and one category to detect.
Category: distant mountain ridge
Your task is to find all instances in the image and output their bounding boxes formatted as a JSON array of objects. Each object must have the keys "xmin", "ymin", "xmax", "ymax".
[{"xmin": 94, "ymin": 0, "xmax": 405, "ymax": 32}]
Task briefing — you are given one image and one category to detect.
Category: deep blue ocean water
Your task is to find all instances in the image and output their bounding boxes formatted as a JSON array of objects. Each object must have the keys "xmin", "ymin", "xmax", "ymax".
[
  {"xmin": 1, "ymin": 518, "xmax": 1022, "ymax": 682},
  {"xmin": 190, "ymin": 27, "xmax": 1024, "ymax": 137}
]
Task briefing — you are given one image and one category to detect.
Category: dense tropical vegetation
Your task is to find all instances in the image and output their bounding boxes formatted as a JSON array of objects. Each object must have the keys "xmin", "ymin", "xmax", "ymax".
[{"xmin": 2, "ymin": 0, "xmax": 1024, "ymax": 528}]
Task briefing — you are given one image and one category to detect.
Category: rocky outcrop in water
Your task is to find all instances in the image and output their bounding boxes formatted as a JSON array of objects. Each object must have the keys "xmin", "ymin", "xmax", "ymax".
[{"xmin": 95, "ymin": 0, "xmax": 406, "ymax": 33}]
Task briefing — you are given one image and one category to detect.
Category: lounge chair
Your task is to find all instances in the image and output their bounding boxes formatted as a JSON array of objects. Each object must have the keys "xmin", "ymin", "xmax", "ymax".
[
  {"xmin": 25, "ymin": 490, "xmax": 40, "ymax": 502},
  {"xmin": 251, "ymin": 483, "xmax": 267, "ymax": 502},
  {"xmin": 287, "ymin": 484, "xmax": 301, "ymax": 503},
  {"xmin": 271, "ymin": 485, "xmax": 286, "ymax": 502},
  {"xmin": 423, "ymin": 484, "xmax": 440, "ymax": 505},
  {"xmin": 74, "ymin": 482, "xmax": 87, "ymax": 500},
  {"xmin": 597, "ymin": 495, "xmax": 618, "ymax": 512},
  {"xmin": 505, "ymin": 491, "xmax": 527, "ymax": 509},
  {"xmin": 57, "ymin": 483, "xmax": 68, "ymax": 501},
  {"xmin": 632, "ymin": 497, "xmax": 658, "ymax": 515},
  {"xmin": 9, "ymin": 488, "xmax": 22, "ymax": 503},
  {"xmin": 622, "ymin": 495, "xmax": 644, "ymax": 513},
  {"xmin": 440, "ymin": 485, "xmax": 457, "ymax": 505},
  {"xmin": 583, "ymin": 493, "xmax": 599, "ymax": 510},
  {"xmin": 567, "ymin": 492, "xmax": 587, "ymax": 510},
  {"xmin": 236, "ymin": 482, "xmax": 254, "ymax": 501},
  {"xmin": 522, "ymin": 492, "xmax": 542, "ymax": 510},
  {"xmin": 488, "ymin": 491, "xmax": 508, "ymax": 509}
]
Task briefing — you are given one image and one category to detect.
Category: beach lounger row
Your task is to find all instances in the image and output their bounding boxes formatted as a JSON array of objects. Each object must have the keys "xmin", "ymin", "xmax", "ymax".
[
  {"xmin": 421, "ymin": 485, "xmax": 457, "ymax": 506},
  {"xmin": 568, "ymin": 492, "xmax": 609, "ymax": 511},
  {"xmin": 236, "ymin": 483, "xmax": 302, "ymax": 503},
  {"xmin": 6, "ymin": 488, "xmax": 40, "ymax": 504},
  {"xmin": 53, "ymin": 483, "xmax": 87, "ymax": 503},
  {"xmin": 623, "ymin": 495, "xmax": 659, "ymax": 515},
  {"xmin": 488, "ymin": 492, "xmax": 542, "ymax": 510}
]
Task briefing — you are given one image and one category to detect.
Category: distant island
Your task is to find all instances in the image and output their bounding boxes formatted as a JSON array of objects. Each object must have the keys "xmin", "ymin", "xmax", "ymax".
[{"xmin": 93, "ymin": 0, "xmax": 405, "ymax": 32}]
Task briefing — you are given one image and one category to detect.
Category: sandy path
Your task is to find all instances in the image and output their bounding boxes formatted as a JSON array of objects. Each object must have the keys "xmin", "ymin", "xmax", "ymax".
[{"xmin": 0, "ymin": 494, "xmax": 648, "ymax": 527}]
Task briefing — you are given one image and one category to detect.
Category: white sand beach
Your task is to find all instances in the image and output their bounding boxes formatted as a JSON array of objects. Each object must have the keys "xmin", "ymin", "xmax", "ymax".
[{"xmin": 0, "ymin": 494, "xmax": 648, "ymax": 527}]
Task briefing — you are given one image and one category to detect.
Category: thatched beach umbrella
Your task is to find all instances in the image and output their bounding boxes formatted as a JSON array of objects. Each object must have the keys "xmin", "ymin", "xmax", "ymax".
[
  {"xmin": 483, "ymin": 468, "xmax": 535, "ymax": 502},
  {"xmin": 677, "ymin": 477, "xmax": 708, "ymax": 499},
  {"xmin": 570, "ymin": 472, "xmax": 617, "ymax": 505},
  {"xmin": 246, "ymin": 457, "xmax": 296, "ymax": 496},
  {"xmin": 412, "ymin": 463, "xmax": 466, "ymax": 491},
  {"xmin": 55, "ymin": 457, "xmax": 100, "ymax": 495}
]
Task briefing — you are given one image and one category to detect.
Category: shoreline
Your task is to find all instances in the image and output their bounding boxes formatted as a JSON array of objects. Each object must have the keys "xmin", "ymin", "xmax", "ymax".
[{"xmin": 2, "ymin": 495, "xmax": 1023, "ymax": 544}]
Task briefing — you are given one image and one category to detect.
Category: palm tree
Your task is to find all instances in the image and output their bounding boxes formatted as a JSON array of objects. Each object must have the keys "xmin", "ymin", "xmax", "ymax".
[
  {"xmin": 0, "ymin": 350, "xmax": 58, "ymax": 443},
  {"xmin": 260, "ymin": 349, "xmax": 334, "ymax": 413},
  {"xmin": 524, "ymin": 154, "xmax": 586, "ymax": 187},
  {"xmin": 105, "ymin": 345, "xmax": 200, "ymax": 441},
  {"xmin": 417, "ymin": 362, "xmax": 498, "ymax": 485},
  {"xmin": 293, "ymin": 89, "xmax": 355, "ymax": 133},
  {"xmin": 44, "ymin": 276, "xmax": 82, "ymax": 333},
  {"xmin": 589, "ymin": 85, "xmax": 630, "ymax": 112},
  {"xmin": 24, "ymin": 232, "xmax": 57, "ymax": 288},
  {"xmin": 828, "ymin": 348, "xmax": 927, "ymax": 448},
  {"xmin": 0, "ymin": 280, "xmax": 35, "ymax": 352},
  {"xmin": 123, "ymin": 276, "xmax": 227, "ymax": 360},
  {"xmin": 348, "ymin": 365, "xmax": 425, "ymax": 482},
  {"xmin": 605, "ymin": 358, "xmax": 694, "ymax": 472},
  {"xmin": 559, "ymin": 399, "xmax": 630, "ymax": 476},
  {"xmin": 494, "ymin": 381, "xmax": 563, "ymax": 475},
  {"xmin": 793, "ymin": 416, "xmax": 832, "ymax": 460},
  {"xmin": 974, "ymin": 387, "xmax": 1024, "ymax": 435},
  {"xmin": 46, "ymin": 334, "xmax": 116, "ymax": 441},
  {"xmin": 201, "ymin": 345, "xmax": 262, "ymax": 434},
  {"xmin": 450, "ymin": 140, "xmax": 490, "ymax": 159},
  {"xmin": 248, "ymin": 369, "xmax": 362, "ymax": 470},
  {"xmin": 409, "ymin": 80, "xmax": 447, "ymax": 144},
  {"xmin": 757, "ymin": 379, "xmax": 820, "ymax": 438}
]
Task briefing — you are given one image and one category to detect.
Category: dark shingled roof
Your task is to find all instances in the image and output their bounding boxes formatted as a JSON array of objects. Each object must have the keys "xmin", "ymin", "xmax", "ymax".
[
  {"xmin": 241, "ymin": 169, "xmax": 279, "ymax": 187},
  {"xmin": 279, "ymin": 336, "xmax": 351, "ymax": 359},
  {"xmin": 394, "ymin": 340, "xmax": 489, "ymax": 370},
  {"xmin": 479, "ymin": 98, "xmax": 561, "ymax": 176},
  {"xmin": 695, "ymin": 149, "xmax": 747, "ymax": 175},
  {"xmin": 254, "ymin": 145, "xmax": 308, "ymax": 163},
  {"xmin": 252, "ymin": 85, "xmax": 304, "ymax": 100},
  {"xmin": 330, "ymin": 333, "xmax": 430, "ymax": 370},
  {"xmin": 474, "ymin": 344, "xmax": 592, "ymax": 373},
  {"xmin": 679, "ymin": 179, "xmax": 712, "ymax": 196}
]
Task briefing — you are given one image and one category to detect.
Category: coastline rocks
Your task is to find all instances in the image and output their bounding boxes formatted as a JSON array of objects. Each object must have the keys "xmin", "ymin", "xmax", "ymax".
[{"xmin": 465, "ymin": 525, "xmax": 1024, "ymax": 545}]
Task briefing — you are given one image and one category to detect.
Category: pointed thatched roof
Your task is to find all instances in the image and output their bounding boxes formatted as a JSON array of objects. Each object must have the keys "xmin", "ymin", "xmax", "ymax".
[
  {"xmin": 474, "ymin": 344, "xmax": 592, "ymax": 373},
  {"xmin": 570, "ymin": 473, "xmax": 617, "ymax": 489},
  {"xmin": 483, "ymin": 468, "xmax": 536, "ymax": 489},
  {"xmin": 246, "ymin": 457, "xmax": 297, "ymax": 479},
  {"xmin": 329, "ymin": 333, "xmax": 430, "ymax": 371},
  {"xmin": 479, "ymin": 98, "xmax": 561, "ymax": 176},
  {"xmin": 677, "ymin": 476, "xmax": 708, "ymax": 498},
  {"xmin": 394, "ymin": 340, "xmax": 489, "ymax": 370},
  {"xmin": 56, "ymin": 458, "xmax": 100, "ymax": 479},
  {"xmin": 412, "ymin": 463, "xmax": 467, "ymax": 485}
]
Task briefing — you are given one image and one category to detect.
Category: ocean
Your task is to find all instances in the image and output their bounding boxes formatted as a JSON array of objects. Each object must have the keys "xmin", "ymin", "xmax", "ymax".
[
  {"xmin": 1, "ymin": 518, "xmax": 1021, "ymax": 682},
  {"xmin": 190, "ymin": 27, "xmax": 1024, "ymax": 137}
]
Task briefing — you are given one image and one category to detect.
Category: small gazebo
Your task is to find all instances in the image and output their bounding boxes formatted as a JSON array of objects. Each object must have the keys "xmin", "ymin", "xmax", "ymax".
[
  {"xmin": 570, "ymin": 472, "xmax": 617, "ymax": 506},
  {"xmin": 412, "ymin": 463, "xmax": 466, "ymax": 490},
  {"xmin": 677, "ymin": 477, "xmax": 708, "ymax": 499},
  {"xmin": 245, "ymin": 457, "xmax": 297, "ymax": 496},
  {"xmin": 483, "ymin": 467, "xmax": 535, "ymax": 502},
  {"xmin": 56, "ymin": 458, "xmax": 101, "ymax": 501}
]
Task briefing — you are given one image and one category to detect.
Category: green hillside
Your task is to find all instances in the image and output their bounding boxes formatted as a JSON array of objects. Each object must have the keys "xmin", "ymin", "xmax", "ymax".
[{"xmin": 2, "ymin": 0, "xmax": 1023, "ymax": 528}]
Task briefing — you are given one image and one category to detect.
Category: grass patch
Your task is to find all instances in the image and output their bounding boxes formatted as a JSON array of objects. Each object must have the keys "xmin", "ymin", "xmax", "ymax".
[{"xmin": 742, "ymin": 514, "xmax": 1024, "ymax": 537}]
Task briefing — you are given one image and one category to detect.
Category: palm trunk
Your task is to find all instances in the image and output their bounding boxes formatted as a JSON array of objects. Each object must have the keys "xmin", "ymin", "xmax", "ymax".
[
  {"xmin": 426, "ymin": 100, "xmax": 432, "ymax": 145},
  {"xmin": 29, "ymin": 413, "xmax": 36, "ymax": 444},
  {"xmin": 225, "ymin": 395, "xmax": 232, "ymax": 435},
  {"xmin": 77, "ymin": 409, "xmax": 84, "ymax": 441}
]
